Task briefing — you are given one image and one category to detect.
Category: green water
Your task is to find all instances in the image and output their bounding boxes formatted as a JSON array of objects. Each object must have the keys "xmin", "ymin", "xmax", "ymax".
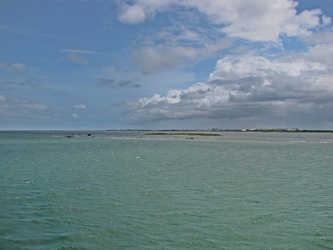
[{"xmin": 1, "ymin": 131, "xmax": 332, "ymax": 249}]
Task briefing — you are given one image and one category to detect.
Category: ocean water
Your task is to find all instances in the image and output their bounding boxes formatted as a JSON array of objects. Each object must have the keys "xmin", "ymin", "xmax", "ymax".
[{"xmin": 1, "ymin": 131, "xmax": 332, "ymax": 249}]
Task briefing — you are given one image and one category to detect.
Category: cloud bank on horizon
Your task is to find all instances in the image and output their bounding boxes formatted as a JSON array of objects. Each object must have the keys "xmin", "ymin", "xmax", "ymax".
[{"xmin": 1, "ymin": 0, "xmax": 333, "ymax": 129}]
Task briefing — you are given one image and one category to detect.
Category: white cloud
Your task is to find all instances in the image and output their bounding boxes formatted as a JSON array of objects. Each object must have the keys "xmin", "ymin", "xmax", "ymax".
[
  {"xmin": 118, "ymin": 0, "xmax": 330, "ymax": 42},
  {"xmin": 118, "ymin": 4, "xmax": 147, "ymax": 24},
  {"xmin": 302, "ymin": 28, "xmax": 333, "ymax": 45},
  {"xmin": 132, "ymin": 45, "xmax": 198, "ymax": 74},
  {"xmin": 10, "ymin": 63, "xmax": 26, "ymax": 72},
  {"xmin": 150, "ymin": 23, "xmax": 209, "ymax": 47},
  {"xmin": 0, "ymin": 62, "xmax": 26, "ymax": 72},
  {"xmin": 137, "ymin": 82, "xmax": 211, "ymax": 107},
  {"xmin": 184, "ymin": 0, "xmax": 304, "ymax": 41},
  {"xmin": 126, "ymin": 51, "xmax": 333, "ymax": 127},
  {"xmin": 120, "ymin": 1, "xmax": 331, "ymax": 75},
  {"xmin": 61, "ymin": 49, "xmax": 95, "ymax": 64},
  {"xmin": 96, "ymin": 78, "xmax": 137, "ymax": 88},
  {"xmin": 72, "ymin": 113, "xmax": 79, "ymax": 118},
  {"xmin": 306, "ymin": 43, "xmax": 333, "ymax": 67},
  {"xmin": 0, "ymin": 80, "xmax": 43, "ymax": 89},
  {"xmin": 209, "ymin": 54, "xmax": 327, "ymax": 81},
  {"xmin": 130, "ymin": 20, "xmax": 235, "ymax": 73},
  {"xmin": 118, "ymin": 0, "xmax": 175, "ymax": 24},
  {"xmin": 322, "ymin": 15, "xmax": 332, "ymax": 26},
  {"xmin": 0, "ymin": 96, "xmax": 6, "ymax": 102},
  {"xmin": 12, "ymin": 99, "xmax": 48, "ymax": 110},
  {"xmin": 0, "ymin": 96, "xmax": 48, "ymax": 117},
  {"xmin": 74, "ymin": 104, "xmax": 86, "ymax": 109},
  {"xmin": 68, "ymin": 53, "xmax": 89, "ymax": 64},
  {"xmin": 60, "ymin": 49, "xmax": 96, "ymax": 54}
]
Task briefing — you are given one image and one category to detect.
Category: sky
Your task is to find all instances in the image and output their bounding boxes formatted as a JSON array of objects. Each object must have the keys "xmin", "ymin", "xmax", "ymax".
[{"xmin": 1, "ymin": 0, "xmax": 333, "ymax": 130}]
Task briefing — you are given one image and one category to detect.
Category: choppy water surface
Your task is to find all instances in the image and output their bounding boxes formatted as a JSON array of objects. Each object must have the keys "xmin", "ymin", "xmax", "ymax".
[{"xmin": 1, "ymin": 131, "xmax": 332, "ymax": 249}]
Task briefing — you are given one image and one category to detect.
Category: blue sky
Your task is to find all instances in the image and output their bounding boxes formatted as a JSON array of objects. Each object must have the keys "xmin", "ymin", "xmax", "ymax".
[{"xmin": 1, "ymin": 0, "xmax": 333, "ymax": 130}]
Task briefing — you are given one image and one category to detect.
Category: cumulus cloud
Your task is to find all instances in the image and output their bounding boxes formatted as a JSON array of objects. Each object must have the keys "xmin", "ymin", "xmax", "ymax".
[
  {"xmin": 118, "ymin": 0, "xmax": 330, "ymax": 41},
  {"xmin": 305, "ymin": 43, "xmax": 333, "ymax": 67},
  {"xmin": 322, "ymin": 15, "xmax": 332, "ymax": 26},
  {"xmin": 126, "ymin": 52, "xmax": 333, "ymax": 127},
  {"xmin": 118, "ymin": 4, "xmax": 147, "ymax": 24},
  {"xmin": 119, "ymin": 0, "xmax": 331, "ymax": 74},
  {"xmin": 208, "ymin": 55, "xmax": 327, "ymax": 80},
  {"xmin": 118, "ymin": 0, "xmax": 173, "ymax": 24},
  {"xmin": 302, "ymin": 29, "xmax": 333, "ymax": 45}
]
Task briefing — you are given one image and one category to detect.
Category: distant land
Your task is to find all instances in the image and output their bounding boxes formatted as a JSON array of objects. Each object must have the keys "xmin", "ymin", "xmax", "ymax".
[
  {"xmin": 145, "ymin": 132, "xmax": 221, "ymax": 136},
  {"xmin": 107, "ymin": 128, "xmax": 333, "ymax": 133}
]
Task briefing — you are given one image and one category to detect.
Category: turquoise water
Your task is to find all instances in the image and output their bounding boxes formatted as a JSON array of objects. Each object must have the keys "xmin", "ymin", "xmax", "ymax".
[{"xmin": 1, "ymin": 131, "xmax": 332, "ymax": 249}]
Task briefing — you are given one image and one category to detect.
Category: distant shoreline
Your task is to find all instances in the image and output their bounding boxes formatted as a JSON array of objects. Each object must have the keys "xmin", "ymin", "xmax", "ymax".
[
  {"xmin": 145, "ymin": 132, "xmax": 221, "ymax": 136},
  {"xmin": 110, "ymin": 129, "xmax": 333, "ymax": 133},
  {"xmin": 1, "ymin": 129, "xmax": 332, "ymax": 133}
]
